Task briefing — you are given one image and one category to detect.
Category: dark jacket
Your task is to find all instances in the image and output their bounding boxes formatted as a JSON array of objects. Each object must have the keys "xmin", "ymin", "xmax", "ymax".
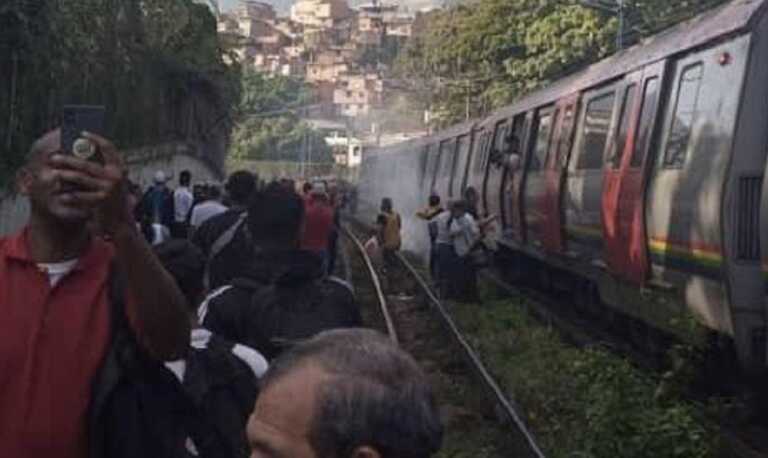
[
  {"xmin": 201, "ymin": 249, "xmax": 360, "ymax": 360},
  {"xmin": 192, "ymin": 208, "xmax": 253, "ymax": 290},
  {"xmin": 138, "ymin": 185, "xmax": 175, "ymax": 228}
]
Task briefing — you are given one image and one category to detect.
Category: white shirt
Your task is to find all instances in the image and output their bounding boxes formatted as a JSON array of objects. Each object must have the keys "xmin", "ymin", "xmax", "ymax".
[
  {"xmin": 165, "ymin": 328, "xmax": 269, "ymax": 383},
  {"xmin": 38, "ymin": 259, "xmax": 79, "ymax": 287},
  {"xmin": 150, "ymin": 223, "xmax": 171, "ymax": 246},
  {"xmin": 452, "ymin": 213, "xmax": 480, "ymax": 257},
  {"xmin": 190, "ymin": 200, "xmax": 228, "ymax": 228},
  {"xmin": 433, "ymin": 211, "xmax": 454, "ymax": 246},
  {"xmin": 174, "ymin": 186, "xmax": 194, "ymax": 223}
]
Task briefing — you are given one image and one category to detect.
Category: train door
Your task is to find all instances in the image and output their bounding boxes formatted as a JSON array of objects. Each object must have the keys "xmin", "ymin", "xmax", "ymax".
[
  {"xmin": 604, "ymin": 62, "xmax": 666, "ymax": 285},
  {"xmin": 523, "ymin": 106, "xmax": 558, "ymax": 248},
  {"xmin": 484, "ymin": 119, "xmax": 512, "ymax": 220},
  {"xmin": 502, "ymin": 114, "xmax": 530, "ymax": 241},
  {"xmin": 603, "ymin": 72, "xmax": 642, "ymax": 276},
  {"xmin": 541, "ymin": 94, "xmax": 579, "ymax": 253},
  {"xmin": 564, "ymin": 84, "xmax": 618, "ymax": 261}
]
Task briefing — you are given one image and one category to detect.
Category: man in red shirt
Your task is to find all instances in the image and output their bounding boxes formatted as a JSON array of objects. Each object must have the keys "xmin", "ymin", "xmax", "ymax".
[
  {"xmin": 0, "ymin": 129, "xmax": 189, "ymax": 458},
  {"xmin": 300, "ymin": 187, "xmax": 335, "ymax": 272}
]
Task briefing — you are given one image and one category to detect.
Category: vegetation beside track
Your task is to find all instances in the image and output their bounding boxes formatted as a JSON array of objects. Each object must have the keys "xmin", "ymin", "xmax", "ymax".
[{"xmin": 452, "ymin": 286, "xmax": 720, "ymax": 458}]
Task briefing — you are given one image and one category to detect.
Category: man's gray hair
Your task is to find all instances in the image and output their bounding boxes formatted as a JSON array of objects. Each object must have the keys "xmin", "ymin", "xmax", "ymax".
[{"xmin": 261, "ymin": 328, "xmax": 443, "ymax": 458}]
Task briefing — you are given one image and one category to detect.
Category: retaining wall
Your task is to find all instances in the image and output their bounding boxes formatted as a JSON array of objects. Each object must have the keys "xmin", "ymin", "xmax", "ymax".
[{"xmin": 0, "ymin": 142, "xmax": 223, "ymax": 236}]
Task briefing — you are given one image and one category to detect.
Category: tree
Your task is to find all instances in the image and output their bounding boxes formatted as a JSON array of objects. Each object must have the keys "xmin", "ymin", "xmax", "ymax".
[
  {"xmin": 0, "ymin": 0, "xmax": 239, "ymax": 187},
  {"xmin": 229, "ymin": 71, "xmax": 332, "ymax": 164},
  {"xmin": 394, "ymin": 0, "xmax": 729, "ymax": 126}
]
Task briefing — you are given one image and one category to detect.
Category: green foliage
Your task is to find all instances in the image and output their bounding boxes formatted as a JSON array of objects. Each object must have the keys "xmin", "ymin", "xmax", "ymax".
[
  {"xmin": 238, "ymin": 71, "xmax": 312, "ymax": 115},
  {"xmin": 395, "ymin": 0, "xmax": 728, "ymax": 126},
  {"xmin": 394, "ymin": 0, "xmax": 615, "ymax": 125},
  {"xmin": 231, "ymin": 71, "xmax": 332, "ymax": 164},
  {"xmin": 452, "ymin": 297, "xmax": 719, "ymax": 458},
  {"xmin": 231, "ymin": 116, "xmax": 332, "ymax": 163},
  {"xmin": 0, "ymin": 0, "xmax": 238, "ymax": 187}
]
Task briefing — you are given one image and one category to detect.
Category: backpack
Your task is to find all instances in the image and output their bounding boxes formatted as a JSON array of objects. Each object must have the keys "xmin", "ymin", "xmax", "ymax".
[
  {"xmin": 88, "ymin": 268, "xmax": 251, "ymax": 458},
  {"xmin": 204, "ymin": 212, "xmax": 248, "ymax": 290},
  {"xmin": 219, "ymin": 275, "xmax": 360, "ymax": 361},
  {"xmin": 183, "ymin": 335, "xmax": 259, "ymax": 458}
]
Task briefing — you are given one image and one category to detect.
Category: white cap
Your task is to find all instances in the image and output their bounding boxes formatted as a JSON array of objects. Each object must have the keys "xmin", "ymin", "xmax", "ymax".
[
  {"xmin": 312, "ymin": 182, "xmax": 327, "ymax": 194},
  {"xmin": 154, "ymin": 171, "xmax": 167, "ymax": 184}
]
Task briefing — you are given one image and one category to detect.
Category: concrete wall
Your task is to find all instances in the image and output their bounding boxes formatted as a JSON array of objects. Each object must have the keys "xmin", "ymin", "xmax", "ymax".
[
  {"xmin": 0, "ymin": 192, "xmax": 30, "ymax": 237},
  {"xmin": 0, "ymin": 142, "xmax": 223, "ymax": 236}
]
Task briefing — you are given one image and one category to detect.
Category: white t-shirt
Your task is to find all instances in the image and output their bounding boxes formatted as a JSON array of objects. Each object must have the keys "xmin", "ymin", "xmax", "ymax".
[
  {"xmin": 38, "ymin": 259, "xmax": 79, "ymax": 287},
  {"xmin": 174, "ymin": 187, "xmax": 194, "ymax": 223},
  {"xmin": 452, "ymin": 213, "xmax": 480, "ymax": 257},
  {"xmin": 149, "ymin": 223, "xmax": 171, "ymax": 246},
  {"xmin": 432, "ymin": 211, "xmax": 452, "ymax": 246},
  {"xmin": 164, "ymin": 328, "xmax": 269, "ymax": 383},
  {"xmin": 190, "ymin": 200, "xmax": 228, "ymax": 228}
]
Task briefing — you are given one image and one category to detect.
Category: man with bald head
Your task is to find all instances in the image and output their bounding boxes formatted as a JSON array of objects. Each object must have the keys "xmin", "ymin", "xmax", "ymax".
[
  {"xmin": 0, "ymin": 129, "xmax": 189, "ymax": 458},
  {"xmin": 247, "ymin": 329, "xmax": 443, "ymax": 458}
]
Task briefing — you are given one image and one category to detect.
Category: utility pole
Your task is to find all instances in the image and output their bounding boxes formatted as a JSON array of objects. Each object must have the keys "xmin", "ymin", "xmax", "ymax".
[
  {"xmin": 465, "ymin": 80, "xmax": 471, "ymax": 121},
  {"xmin": 617, "ymin": 0, "xmax": 625, "ymax": 50}
]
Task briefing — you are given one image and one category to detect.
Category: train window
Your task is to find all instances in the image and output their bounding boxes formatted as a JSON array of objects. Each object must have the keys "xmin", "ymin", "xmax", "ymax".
[
  {"xmin": 493, "ymin": 120, "xmax": 511, "ymax": 156},
  {"xmin": 453, "ymin": 135, "xmax": 471, "ymax": 195},
  {"xmin": 528, "ymin": 109, "xmax": 555, "ymax": 171},
  {"xmin": 555, "ymin": 105, "xmax": 576, "ymax": 167},
  {"xmin": 612, "ymin": 84, "xmax": 638, "ymax": 169},
  {"xmin": 439, "ymin": 139, "xmax": 456, "ymax": 180},
  {"xmin": 418, "ymin": 145, "xmax": 429, "ymax": 188},
  {"xmin": 577, "ymin": 92, "xmax": 615, "ymax": 170},
  {"xmin": 663, "ymin": 63, "xmax": 704, "ymax": 168},
  {"xmin": 631, "ymin": 77, "xmax": 660, "ymax": 168},
  {"xmin": 475, "ymin": 131, "xmax": 490, "ymax": 173},
  {"xmin": 425, "ymin": 145, "xmax": 439, "ymax": 190}
]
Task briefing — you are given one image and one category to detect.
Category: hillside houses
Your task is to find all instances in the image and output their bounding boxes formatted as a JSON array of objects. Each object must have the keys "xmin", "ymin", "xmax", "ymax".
[{"xmin": 219, "ymin": 0, "xmax": 429, "ymax": 165}]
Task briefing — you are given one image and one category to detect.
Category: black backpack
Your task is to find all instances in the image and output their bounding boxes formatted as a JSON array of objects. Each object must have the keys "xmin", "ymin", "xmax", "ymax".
[
  {"xmin": 183, "ymin": 334, "xmax": 259, "ymax": 458},
  {"xmin": 88, "ymin": 268, "xmax": 256, "ymax": 458},
  {"xmin": 211, "ymin": 275, "xmax": 361, "ymax": 361}
]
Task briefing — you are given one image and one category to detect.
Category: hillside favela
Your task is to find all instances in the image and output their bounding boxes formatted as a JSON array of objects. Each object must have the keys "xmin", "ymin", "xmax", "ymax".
[{"xmin": 216, "ymin": 0, "xmax": 435, "ymax": 174}]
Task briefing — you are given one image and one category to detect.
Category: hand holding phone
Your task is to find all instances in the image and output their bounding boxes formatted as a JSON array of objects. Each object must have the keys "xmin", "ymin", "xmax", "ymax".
[{"xmin": 61, "ymin": 105, "xmax": 106, "ymax": 161}]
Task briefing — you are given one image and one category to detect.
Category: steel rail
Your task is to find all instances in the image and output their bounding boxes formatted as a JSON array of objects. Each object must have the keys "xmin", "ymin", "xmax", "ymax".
[
  {"xmin": 395, "ymin": 252, "xmax": 547, "ymax": 458},
  {"xmin": 340, "ymin": 225, "xmax": 399, "ymax": 345}
]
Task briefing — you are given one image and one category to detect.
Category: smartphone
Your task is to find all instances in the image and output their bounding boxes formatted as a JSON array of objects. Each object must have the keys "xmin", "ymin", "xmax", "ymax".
[{"xmin": 61, "ymin": 105, "xmax": 106, "ymax": 161}]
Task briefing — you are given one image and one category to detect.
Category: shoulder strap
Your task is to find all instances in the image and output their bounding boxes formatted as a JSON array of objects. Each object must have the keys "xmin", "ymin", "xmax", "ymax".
[
  {"xmin": 204, "ymin": 212, "xmax": 248, "ymax": 289},
  {"xmin": 88, "ymin": 264, "xmax": 132, "ymax": 458}
]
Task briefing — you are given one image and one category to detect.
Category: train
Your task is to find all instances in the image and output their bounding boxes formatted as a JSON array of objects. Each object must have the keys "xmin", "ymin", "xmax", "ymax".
[{"xmin": 357, "ymin": 0, "xmax": 768, "ymax": 371}]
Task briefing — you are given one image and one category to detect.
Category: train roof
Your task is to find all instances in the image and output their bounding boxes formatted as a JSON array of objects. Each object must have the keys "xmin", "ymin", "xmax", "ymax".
[{"xmin": 488, "ymin": 0, "xmax": 767, "ymax": 121}]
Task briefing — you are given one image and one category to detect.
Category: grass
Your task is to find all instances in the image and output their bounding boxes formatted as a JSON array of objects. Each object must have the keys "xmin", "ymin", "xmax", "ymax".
[{"xmin": 450, "ymin": 288, "xmax": 720, "ymax": 458}]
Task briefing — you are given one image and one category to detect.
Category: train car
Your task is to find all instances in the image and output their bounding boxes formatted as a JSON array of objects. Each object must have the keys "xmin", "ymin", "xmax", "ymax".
[{"xmin": 359, "ymin": 0, "xmax": 768, "ymax": 370}]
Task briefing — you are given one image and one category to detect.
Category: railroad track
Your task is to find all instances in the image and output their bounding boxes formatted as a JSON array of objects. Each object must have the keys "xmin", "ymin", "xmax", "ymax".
[{"xmin": 340, "ymin": 222, "xmax": 545, "ymax": 458}]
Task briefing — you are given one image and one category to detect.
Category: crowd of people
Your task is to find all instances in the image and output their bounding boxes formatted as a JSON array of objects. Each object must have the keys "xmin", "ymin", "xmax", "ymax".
[{"xmin": 0, "ymin": 129, "xmax": 443, "ymax": 458}]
